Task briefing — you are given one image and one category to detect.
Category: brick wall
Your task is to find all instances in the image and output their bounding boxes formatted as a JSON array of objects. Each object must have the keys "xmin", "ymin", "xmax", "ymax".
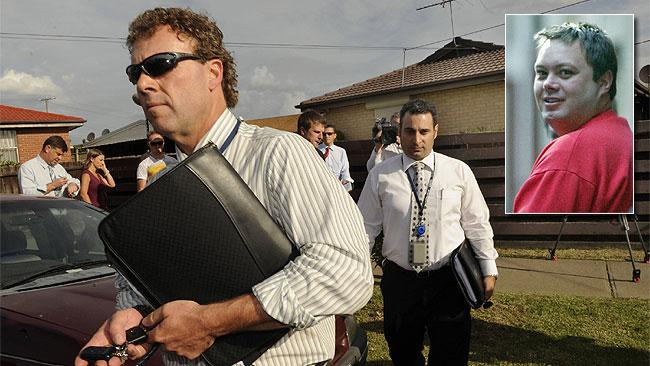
[
  {"xmin": 323, "ymin": 104, "xmax": 375, "ymax": 141},
  {"xmin": 15, "ymin": 129, "xmax": 74, "ymax": 163},
  {"xmin": 320, "ymin": 80, "xmax": 505, "ymax": 141},
  {"xmin": 414, "ymin": 81, "xmax": 504, "ymax": 135}
]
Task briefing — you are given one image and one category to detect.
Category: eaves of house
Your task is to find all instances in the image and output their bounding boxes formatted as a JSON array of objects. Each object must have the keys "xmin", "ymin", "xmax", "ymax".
[
  {"xmin": 297, "ymin": 37, "xmax": 505, "ymax": 110},
  {"xmin": 0, "ymin": 104, "xmax": 85, "ymax": 130}
]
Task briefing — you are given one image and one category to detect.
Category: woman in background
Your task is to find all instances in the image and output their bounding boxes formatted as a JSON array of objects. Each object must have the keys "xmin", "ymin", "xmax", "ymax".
[{"xmin": 79, "ymin": 149, "xmax": 115, "ymax": 209}]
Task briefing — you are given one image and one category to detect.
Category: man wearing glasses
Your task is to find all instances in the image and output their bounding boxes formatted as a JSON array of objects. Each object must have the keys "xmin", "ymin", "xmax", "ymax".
[
  {"xmin": 136, "ymin": 131, "xmax": 177, "ymax": 192},
  {"xmin": 76, "ymin": 7, "xmax": 372, "ymax": 366},
  {"xmin": 319, "ymin": 125, "xmax": 353, "ymax": 191}
]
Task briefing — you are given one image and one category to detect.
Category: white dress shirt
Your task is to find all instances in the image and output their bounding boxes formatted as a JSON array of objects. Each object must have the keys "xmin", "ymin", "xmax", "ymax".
[
  {"xmin": 366, "ymin": 142, "xmax": 403, "ymax": 172},
  {"xmin": 358, "ymin": 151, "xmax": 498, "ymax": 276},
  {"xmin": 18, "ymin": 155, "xmax": 80, "ymax": 197},
  {"xmin": 318, "ymin": 143, "xmax": 354, "ymax": 191},
  {"xmin": 116, "ymin": 109, "xmax": 374, "ymax": 366}
]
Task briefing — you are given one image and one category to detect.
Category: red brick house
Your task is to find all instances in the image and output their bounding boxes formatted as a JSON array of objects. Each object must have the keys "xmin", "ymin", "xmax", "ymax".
[{"xmin": 0, "ymin": 105, "xmax": 85, "ymax": 163}]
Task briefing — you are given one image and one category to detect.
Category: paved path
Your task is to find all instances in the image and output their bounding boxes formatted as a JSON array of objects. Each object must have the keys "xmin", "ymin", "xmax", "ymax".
[
  {"xmin": 373, "ymin": 258, "xmax": 650, "ymax": 299},
  {"xmin": 496, "ymin": 257, "xmax": 649, "ymax": 299}
]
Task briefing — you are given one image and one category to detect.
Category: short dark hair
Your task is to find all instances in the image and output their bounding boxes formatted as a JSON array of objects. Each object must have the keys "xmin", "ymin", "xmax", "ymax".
[
  {"xmin": 146, "ymin": 130, "xmax": 164, "ymax": 141},
  {"xmin": 325, "ymin": 124, "xmax": 336, "ymax": 130},
  {"xmin": 297, "ymin": 109, "xmax": 326, "ymax": 133},
  {"xmin": 126, "ymin": 7, "xmax": 239, "ymax": 108},
  {"xmin": 535, "ymin": 22, "xmax": 617, "ymax": 100},
  {"xmin": 42, "ymin": 135, "xmax": 68, "ymax": 152},
  {"xmin": 399, "ymin": 99, "xmax": 438, "ymax": 126}
]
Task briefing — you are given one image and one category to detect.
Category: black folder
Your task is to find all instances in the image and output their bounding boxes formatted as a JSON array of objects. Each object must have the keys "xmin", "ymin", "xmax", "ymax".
[
  {"xmin": 449, "ymin": 240, "xmax": 486, "ymax": 309},
  {"xmin": 98, "ymin": 143, "xmax": 298, "ymax": 366}
]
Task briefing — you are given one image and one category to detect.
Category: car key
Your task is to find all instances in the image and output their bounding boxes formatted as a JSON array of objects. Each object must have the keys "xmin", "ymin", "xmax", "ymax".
[
  {"xmin": 79, "ymin": 345, "xmax": 127, "ymax": 362},
  {"xmin": 126, "ymin": 325, "xmax": 149, "ymax": 345}
]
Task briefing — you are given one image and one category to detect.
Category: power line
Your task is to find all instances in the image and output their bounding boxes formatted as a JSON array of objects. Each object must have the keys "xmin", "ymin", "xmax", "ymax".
[
  {"xmin": 0, "ymin": 32, "xmax": 437, "ymax": 51},
  {"xmin": 408, "ymin": 0, "xmax": 593, "ymax": 50}
]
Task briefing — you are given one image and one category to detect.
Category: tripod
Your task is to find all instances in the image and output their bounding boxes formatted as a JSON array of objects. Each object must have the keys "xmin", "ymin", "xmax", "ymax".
[{"xmin": 548, "ymin": 214, "xmax": 650, "ymax": 282}]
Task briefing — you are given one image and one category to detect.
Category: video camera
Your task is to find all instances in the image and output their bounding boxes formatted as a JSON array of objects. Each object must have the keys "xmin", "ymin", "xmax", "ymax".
[{"xmin": 372, "ymin": 117, "xmax": 398, "ymax": 145}]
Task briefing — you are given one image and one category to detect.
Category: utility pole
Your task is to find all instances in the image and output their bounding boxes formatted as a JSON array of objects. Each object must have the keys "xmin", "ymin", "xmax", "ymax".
[
  {"xmin": 417, "ymin": 0, "xmax": 458, "ymax": 46},
  {"xmin": 39, "ymin": 96, "xmax": 56, "ymax": 112}
]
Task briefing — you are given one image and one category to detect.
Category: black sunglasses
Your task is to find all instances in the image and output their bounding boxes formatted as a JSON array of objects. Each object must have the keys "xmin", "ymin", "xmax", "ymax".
[
  {"xmin": 149, "ymin": 140, "xmax": 164, "ymax": 147},
  {"xmin": 126, "ymin": 52, "xmax": 202, "ymax": 84},
  {"xmin": 324, "ymin": 132, "xmax": 336, "ymax": 136}
]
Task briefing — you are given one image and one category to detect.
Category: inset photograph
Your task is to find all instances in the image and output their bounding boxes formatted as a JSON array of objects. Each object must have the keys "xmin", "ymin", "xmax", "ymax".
[{"xmin": 505, "ymin": 14, "xmax": 635, "ymax": 214}]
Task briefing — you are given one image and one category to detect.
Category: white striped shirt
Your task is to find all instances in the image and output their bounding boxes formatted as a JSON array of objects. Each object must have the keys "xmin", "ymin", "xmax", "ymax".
[{"xmin": 116, "ymin": 109, "xmax": 374, "ymax": 366}]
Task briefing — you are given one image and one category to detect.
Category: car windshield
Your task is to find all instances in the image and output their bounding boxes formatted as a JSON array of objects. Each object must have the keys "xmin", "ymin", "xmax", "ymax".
[{"xmin": 1, "ymin": 198, "xmax": 108, "ymax": 289}]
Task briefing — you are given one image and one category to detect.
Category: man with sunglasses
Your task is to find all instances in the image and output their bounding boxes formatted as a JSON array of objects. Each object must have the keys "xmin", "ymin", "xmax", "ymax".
[
  {"xmin": 136, "ymin": 131, "xmax": 178, "ymax": 192},
  {"xmin": 75, "ymin": 7, "xmax": 372, "ymax": 366},
  {"xmin": 319, "ymin": 125, "xmax": 353, "ymax": 191}
]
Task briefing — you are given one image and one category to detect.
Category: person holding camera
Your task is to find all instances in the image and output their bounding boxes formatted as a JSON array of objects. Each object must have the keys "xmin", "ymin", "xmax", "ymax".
[{"xmin": 366, "ymin": 112, "xmax": 403, "ymax": 172}]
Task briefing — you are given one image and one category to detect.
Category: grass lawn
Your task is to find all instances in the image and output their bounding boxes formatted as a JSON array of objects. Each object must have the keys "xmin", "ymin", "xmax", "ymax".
[
  {"xmin": 356, "ymin": 284, "xmax": 650, "ymax": 366},
  {"xmin": 496, "ymin": 247, "xmax": 649, "ymax": 262}
]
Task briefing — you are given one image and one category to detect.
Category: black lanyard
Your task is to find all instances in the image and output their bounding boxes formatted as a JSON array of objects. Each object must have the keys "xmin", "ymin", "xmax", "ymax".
[
  {"xmin": 404, "ymin": 155, "xmax": 436, "ymax": 217},
  {"xmin": 219, "ymin": 118, "xmax": 241, "ymax": 154}
]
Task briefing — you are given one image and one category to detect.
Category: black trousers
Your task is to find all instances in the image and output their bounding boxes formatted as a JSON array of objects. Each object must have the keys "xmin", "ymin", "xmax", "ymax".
[{"xmin": 380, "ymin": 261, "xmax": 471, "ymax": 366}]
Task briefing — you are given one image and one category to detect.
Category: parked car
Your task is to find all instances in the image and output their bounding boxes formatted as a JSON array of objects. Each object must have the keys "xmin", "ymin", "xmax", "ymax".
[{"xmin": 0, "ymin": 195, "xmax": 367, "ymax": 365}]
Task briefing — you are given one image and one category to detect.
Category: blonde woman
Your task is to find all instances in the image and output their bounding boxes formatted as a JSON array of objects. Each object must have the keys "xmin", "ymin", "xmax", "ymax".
[{"xmin": 79, "ymin": 149, "xmax": 115, "ymax": 209}]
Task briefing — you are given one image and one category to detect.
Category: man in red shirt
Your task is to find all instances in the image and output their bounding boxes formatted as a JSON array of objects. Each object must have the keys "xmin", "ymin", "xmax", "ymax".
[{"xmin": 513, "ymin": 22, "xmax": 633, "ymax": 213}]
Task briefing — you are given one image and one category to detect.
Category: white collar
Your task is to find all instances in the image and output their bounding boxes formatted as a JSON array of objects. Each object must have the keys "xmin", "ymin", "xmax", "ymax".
[
  {"xmin": 175, "ymin": 109, "xmax": 237, "ymax": 161},
  {"xmin": 401, "ymin": 151, "xmax": 435, "ymax": 172}
]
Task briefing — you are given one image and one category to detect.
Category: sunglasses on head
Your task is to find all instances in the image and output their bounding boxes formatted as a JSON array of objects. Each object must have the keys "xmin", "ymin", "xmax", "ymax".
[
  {"xmin": 149, "ymin": 140, "xmax": 164, "ymax": 147},
  {"xmin": 126, "ymin": 52, "xmax": 203, "ymax": 84}
]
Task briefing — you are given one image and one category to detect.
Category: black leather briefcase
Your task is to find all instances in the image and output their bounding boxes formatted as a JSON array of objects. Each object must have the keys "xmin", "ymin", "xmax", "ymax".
[
  {"xmin": 99, "ymin": 142, "xmax": 298, "ymax": 366},
  {"xmin": 449, "ymin": 240, "xmax": 486, "ymax": 309}
]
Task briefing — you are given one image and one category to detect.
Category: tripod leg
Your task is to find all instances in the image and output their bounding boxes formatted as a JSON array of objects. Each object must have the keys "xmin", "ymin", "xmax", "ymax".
[
  {"xmin": 549, "ymin": 215, "xmax": 568, "ymax": 261},
  {"xmin": 632, "ymin": 214, "xmax": 649, "ymax": 263},
  {"xmin": 620, "ymin": 215, "xmax": 641, "ymax": 283}
]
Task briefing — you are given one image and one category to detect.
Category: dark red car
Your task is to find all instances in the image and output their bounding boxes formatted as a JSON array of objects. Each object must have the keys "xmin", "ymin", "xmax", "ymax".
[{"xmin": 0, "ymin": 196, "xmax": 366, "ymax": 365}]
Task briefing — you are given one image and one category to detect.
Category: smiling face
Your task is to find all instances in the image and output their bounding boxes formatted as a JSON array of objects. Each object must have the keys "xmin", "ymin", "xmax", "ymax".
[
  {"xmin": 131, "ymin": 26, "xmax": 226, "ymax": 153},
  {"xmin": 400, "ymin": 112, "xmax": 438, "ymax": 161},
  {"xmin": 533, "ymin": 40, "xmax": 611, "ymax": 136}
]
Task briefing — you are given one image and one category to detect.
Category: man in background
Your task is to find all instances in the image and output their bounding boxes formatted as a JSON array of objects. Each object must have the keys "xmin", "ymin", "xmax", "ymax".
[
  {"xmin": 358, "ymin": 99, "xmax": 498, "ymax": 365},
  {"xmin": 136, "ymin": 130, "xmax": 178, "ymax": 192},
  {"xmin": 18, "ymin": 135, "xmax": 79, "ymax": 197},
  {"xmin": 297, "ymin": 109, "xmax": 327, "ymax": 158},
  {"xmin": 319, "ymin": 124, "xmax": 353, "ymax": 191}
]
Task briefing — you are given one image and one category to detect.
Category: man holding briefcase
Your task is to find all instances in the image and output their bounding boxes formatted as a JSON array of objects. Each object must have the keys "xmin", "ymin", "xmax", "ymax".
[
  {"xmin": 357, "ymin": 99, "xmax": 498, "ymax": 365},
  {"xmin": 76, "ymin": 7, "xmax": 373, "ymax": 366}
]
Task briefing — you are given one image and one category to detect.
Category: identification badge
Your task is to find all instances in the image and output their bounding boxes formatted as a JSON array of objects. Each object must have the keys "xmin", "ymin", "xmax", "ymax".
[{"xmin": 411, "ymin": 241, "xmax": 428, "ymax": 265}]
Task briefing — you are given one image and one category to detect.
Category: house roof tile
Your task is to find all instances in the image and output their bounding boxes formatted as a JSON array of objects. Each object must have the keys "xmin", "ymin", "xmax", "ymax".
[
  {"xmin": 298, "ymin": 39, "xmax": 504, "ymax": 108},
  {"xmin": 0, "ymin": 104, "xmax": 86, "ymax": 124}
]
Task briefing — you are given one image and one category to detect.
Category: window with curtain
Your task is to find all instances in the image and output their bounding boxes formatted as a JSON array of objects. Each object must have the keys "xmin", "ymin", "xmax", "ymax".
[{"xmin": 0, "ymin": 130, "xmax": 19, "ymax": 163}]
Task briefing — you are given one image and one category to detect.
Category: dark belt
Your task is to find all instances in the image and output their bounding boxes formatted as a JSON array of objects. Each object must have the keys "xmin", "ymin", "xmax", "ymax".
[{"xmin": 383, "ymin": 259, "xmax": 450, "ymax": 279}]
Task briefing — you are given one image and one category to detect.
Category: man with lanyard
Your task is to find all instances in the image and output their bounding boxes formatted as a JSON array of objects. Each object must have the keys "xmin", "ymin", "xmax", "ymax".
[
  {"xmin": 319, "ymin": 124, "xmax": 353, "ymax": 191},
  {"xmin": 358, "ymin": 99, "xmax": 498, "ymax": 365},
  {"xmin": 75, "ymin": 7, "xmax": 373, "ymax": 366},
  {"xmin": 18, "ymin": 135, "xmax": 79, "ymax": 197}
]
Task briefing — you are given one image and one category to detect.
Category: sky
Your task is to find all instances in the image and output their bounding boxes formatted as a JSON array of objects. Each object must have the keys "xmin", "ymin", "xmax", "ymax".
[{"xmin": 1, "ymin": 0, "xmax": 648, "ymax": 144}]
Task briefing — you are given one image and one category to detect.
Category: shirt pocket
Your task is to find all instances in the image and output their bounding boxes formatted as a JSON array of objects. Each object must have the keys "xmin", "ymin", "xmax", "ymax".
[{"xmin": 439, "ymin": 189, "xmax": 463, "ymax": 222}]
